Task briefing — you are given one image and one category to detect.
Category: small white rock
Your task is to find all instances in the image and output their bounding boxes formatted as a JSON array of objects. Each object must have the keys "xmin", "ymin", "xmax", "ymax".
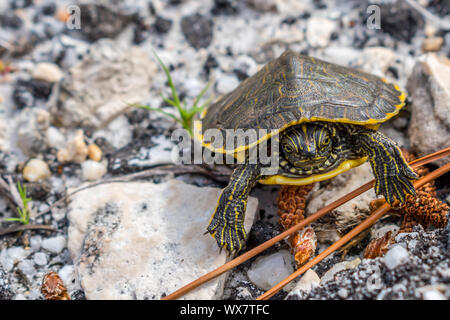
[
  {"xmin": 285, "ymin": 269, "xmax": 320, "ymax": 299},
  {"xmin": 17, "ymin": 259, "xmax": 36, "ymax": 278},
  {"xmin": 337, "ymin": 288, "xmax": 348, "ymax": 299},
  {"xmin": 41, "ymin": 236, "xmax": 66, "ymax": 254},
  {"xmin": 46, "ymin": 126, "xmax": 66, "ymax": 149},
  {"xmin": 422, "ymin": 290, "xmax": 446, "ymax": 300},
  {"xmin": 59, "ymin": 265, "xmax": 78, "ymax": 291},
  {"xmin": 57, "ymin": 130, "xmax": 88, "ymax": 164},
  {"xmin": 0, "ymin": 247, "xmax": 30, "ymax": 272},
  {"xmin": 33, "ymin": 252, "xmax": 48, "ymax": 266},
  {"xmin": 30, "ymin": 235, "xmax": 42, "ymax": 251},
  {"xmin": 216, "ymin": 74, "xmax": 239, "ymax": 94},
  {"xmin": 321, "ymin": 258, "xmax": 361, "ymax": 284},
  {"xmin": 81, "ymin": 160, "xmax": 107, "ymax": 181},
  {"xmin": 32, "ymin": 62, "xmax": 63, "ymax": 83},
  {"xmin": 23, "ymin": 159, "xmax": 51, "ymax": 182},
  {"xmin": 384, "ymin": 245, "xmax": 410, "ymax": 270},
  {"xmin": 307, "ymin": 17, "xmax": 336, "ymax": 47},
  {"xmin": 247, "ymin": 250, "xmax": 294, "ymax": 291}
]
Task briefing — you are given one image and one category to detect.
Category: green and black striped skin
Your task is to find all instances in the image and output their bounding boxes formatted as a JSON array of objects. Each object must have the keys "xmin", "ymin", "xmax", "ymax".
[{"xmin": 203, "ymin": 50, "xmax": 417, "ymax": 253}]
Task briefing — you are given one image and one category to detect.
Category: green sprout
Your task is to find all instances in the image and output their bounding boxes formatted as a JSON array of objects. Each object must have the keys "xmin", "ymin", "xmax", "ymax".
[
  {"xmin": 131, "ymin": 51, "xmax": 213, "ymax": 136},
  {"xmin": 5, "ymin": 182, "xmax": 31, "ymax": 225}
]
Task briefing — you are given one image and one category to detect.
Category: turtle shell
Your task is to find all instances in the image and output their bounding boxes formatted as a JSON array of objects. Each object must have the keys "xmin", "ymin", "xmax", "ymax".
[{"xmin": 197, "ymin": 50, "xmax": 406, "ymax": 153}]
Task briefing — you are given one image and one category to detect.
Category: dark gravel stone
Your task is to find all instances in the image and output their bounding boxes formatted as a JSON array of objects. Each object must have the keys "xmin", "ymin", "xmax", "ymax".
[
  {"xmin": 211, "ymin": 0, "xmax": 240, "ymax": 15},
  {"xmin": 12, "ymin": 78, "xmax": 53, "ymax": 109},
  {"xmin": 0, "ymin": 12, "xmax": 23, "ymax": 29},
  {"xmin": 12, "ymin": 82, "xmax": 35, "ymax": 109},
  {"xmin": 153, "ymin": 16, "xmax": 173, "ymax": 34},
  {"xmin": 9, "ymin": 0, "xmax": 33, "ymax": 9},
  {"xmin": 203, "ymin": 53, "xmax": 218, "ymax": 77},
  {"xmin": 41, "ymin": 2, "xmax": 56, "ymax": 16},
  {"xmin": 169, "ymin": 0, "xmax": 183, "ymax": 5},
  {"xmin": 181, "ymin": 14, "xmax": 214, "ymax": 49},
  {"xmin": 374, "ymin": 0, "xmax": 424, "ymax": 43},
  {"xmin": 427, "ymin": 0, "xmax": 450, "ymax": 18},
  {"xmin": 281, "ymin": 16, "xmax": 297, "ymax": 25},
  {"xmin": 78, "ymin": 4, "xmax": 134, "ymax": 41}
]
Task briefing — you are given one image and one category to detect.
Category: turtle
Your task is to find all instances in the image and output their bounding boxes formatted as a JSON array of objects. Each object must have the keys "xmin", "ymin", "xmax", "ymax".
[{"xmin": 195, "ymin": 50, "xmax": 418, "ymax": 253}]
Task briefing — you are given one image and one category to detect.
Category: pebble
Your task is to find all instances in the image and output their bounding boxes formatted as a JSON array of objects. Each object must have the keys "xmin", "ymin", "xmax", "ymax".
[
  {"xmin": 87, "ymin": 144, "xmax": 103, "ymax": 162},
  {"xmin": 247, "ymin": 0, "xmax": 277, "ymax": 12},
  {"xmin": 153, "ymin": 16, "xmax": 172, "ymax": 34},
  {"xmin": 46, "ymin": 126, "xmax": 66, "ymax": 149},
  {"xmin": 337, "ymin": 288, "xmax": 348, "ymax": 299},
  {"xmin": 212, "ymin": 0, "xmax": 240, "ymax": 15},
  {"xmin": 29, "ymin": 235, "xmax": 42, "ymax": 251},
  {"xmin": 23, "ymin": 158, "xmax": 51, "ymax": 182},
  {"xmin": 17, "ymin": 260, "xmax": 36, "ymax": 278},
  {"xmin": 384, "ymin": 245, "xmax": 409, "ymax": 270},
  {"xmin": 41, "ymin": 236, "xmax": 66, "ymax": 254},
  {"xmin": 0, "ymin": 247, "xmax": 29, "ymax": 272},
  {"xmin": 57, "ymin": 130, "xmax": 88, "ymax": 164},
  {"xmin": 81, "ymin": 160, "xmax": 107, "ymax": 181},
  {"xmin": 181, "ymin": 13, "xmax": 214, "ymax": 49},
  {"xmin": 247, "ymin": 250, "xmax": 294, "ymax": 291},
  {"xmin": 58, "ymin": 265, "xmax": 77, "ymax": 290},
  {"xmin": 321, "ymin": 258, "xmax": 361, "ymax": 284},
  {"xmin": 32, "ymin": 62, "xmax": 63, "ymax": 83},
  {"xmin": 285, "ymin": 269, "xmax": 320, "ymax": 299},
  {"xmin": 216, "ymin": 73, "xmax": 239, "ymax": 94},
  {"xmin": 306, "ymin": 17, "xmax": 336, "ymax": 47},
  {"xmin": 33, "ymin": 252, "xmax": 48, "ymax": 266},
  {"xmin": 422, "ymin": 37, "xmax": 444, "ymax": 52},
  {"xmin": 233, "ymin": 55, "xmax": 258, "ymax": 79},
  {"xmin": 422, "ymin": 290, "xmax": 446, "ymax": 300}
]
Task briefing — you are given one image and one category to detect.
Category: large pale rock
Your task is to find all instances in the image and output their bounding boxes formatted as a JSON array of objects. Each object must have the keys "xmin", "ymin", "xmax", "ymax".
[
  {"xmin": 408, "ymin": 54, "xmax": 450, "ymax": 166},
  {"xmin": 50, "ymin": 40, "xmax": 156, "ymax": 128},
  {"xmin": 67, "ymin": 179, "xmax": 258, "ymax": 300}
]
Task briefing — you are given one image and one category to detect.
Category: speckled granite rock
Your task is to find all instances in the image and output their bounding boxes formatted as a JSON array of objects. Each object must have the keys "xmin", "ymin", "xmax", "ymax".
[{"xmin": 67, "ymin": 179, "xmax": 258, "ymax": 300}]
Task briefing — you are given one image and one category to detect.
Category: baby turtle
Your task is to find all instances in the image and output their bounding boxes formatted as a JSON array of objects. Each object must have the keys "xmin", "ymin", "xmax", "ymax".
[{"xmin": 195, "ymin": 50, "xmax": 417, "ymax": 253}]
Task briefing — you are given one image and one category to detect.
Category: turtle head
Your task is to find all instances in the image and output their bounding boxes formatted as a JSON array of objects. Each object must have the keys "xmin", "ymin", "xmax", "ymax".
[{"xmin": 280, "ymin": 123, "xmax": 333, "ymax": 168}]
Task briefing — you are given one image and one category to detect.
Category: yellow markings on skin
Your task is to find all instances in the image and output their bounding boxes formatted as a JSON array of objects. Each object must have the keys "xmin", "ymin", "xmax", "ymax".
[
  {"xmin": 214, "ymin": 166, "xmax": 248, "ymax": 248},
  {"xmin": 259, "ymin": 157, "xmax": 368, "ymax": 185},
  {"xmin": 286, "ymin": 134, "xmax": 299, "ymax": 152},
  {"xmin": 318, "ymin": 126, "xmax": 324, "ymax": 146},
  {"xmin": 301, "ymin": 124, "xmax": 310, "ymax": 152}
]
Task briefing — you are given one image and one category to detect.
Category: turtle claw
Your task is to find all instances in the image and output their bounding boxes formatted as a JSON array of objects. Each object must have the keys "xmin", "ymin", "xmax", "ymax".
[{"xmin": 207, "ymin": 219, "xmax": 247, "ymax": 254}]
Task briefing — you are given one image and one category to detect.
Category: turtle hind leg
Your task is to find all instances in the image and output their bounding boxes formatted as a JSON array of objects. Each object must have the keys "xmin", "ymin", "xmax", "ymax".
[
  {"xmin": 207, "ymin": 163, "xmax": 262, "ymax": 253},
  {"xmin": 356, "ymin": 128, "xmax": 418, "ymax": 205}
]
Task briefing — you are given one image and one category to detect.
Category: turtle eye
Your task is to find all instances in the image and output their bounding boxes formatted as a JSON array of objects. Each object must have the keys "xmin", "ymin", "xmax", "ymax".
[
  {"xmin": 321, "ymin": 136, "xmax": 331, "ymax": 148},
  {"xmin": 283, "ymin": 144, "xmax": 293, "ymax": 153}
]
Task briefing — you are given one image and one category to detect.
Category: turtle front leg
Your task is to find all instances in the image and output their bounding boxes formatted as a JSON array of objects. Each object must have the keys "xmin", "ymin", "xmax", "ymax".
[
  {"xmin": 357, "ymin": 129, "xmax": 418, "ymax": 205},
  {"xmin": 207, "ymin": 163, "xmax": 262, "ymax": 253}
]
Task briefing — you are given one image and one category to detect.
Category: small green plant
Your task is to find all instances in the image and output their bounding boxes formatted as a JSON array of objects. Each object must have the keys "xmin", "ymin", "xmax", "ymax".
[
  {"xmin": 5, "ymin": 182, "xmax": 31, "ymax": 225},
  {"xmin": 131, "ymin": 51, "xmax": 213, "ymax": 136}
]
